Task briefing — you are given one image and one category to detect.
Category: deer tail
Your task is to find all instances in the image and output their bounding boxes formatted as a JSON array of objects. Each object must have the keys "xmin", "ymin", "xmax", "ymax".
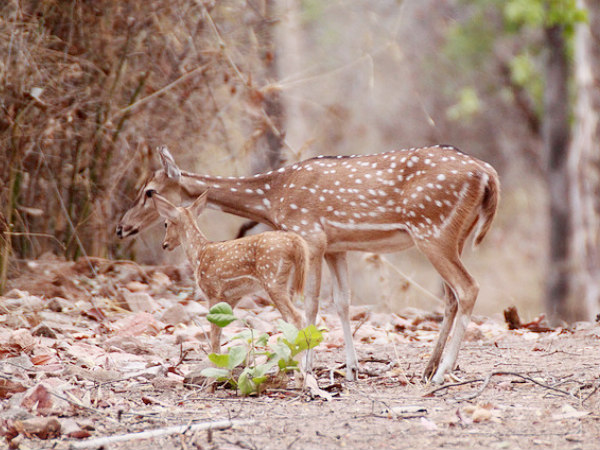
[
  {"xmin": 291, "ymin": 235, "xmax": 309, "ymax": 296},
  {"xmin": 473, "ymin": 168, "xmax": 500, "ymax": 248}
]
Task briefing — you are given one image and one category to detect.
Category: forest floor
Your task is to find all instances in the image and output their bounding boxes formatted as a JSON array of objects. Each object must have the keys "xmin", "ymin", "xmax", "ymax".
[{"xmin": 1, "ymin": 254, "xmax": 599, "ymax": 450}]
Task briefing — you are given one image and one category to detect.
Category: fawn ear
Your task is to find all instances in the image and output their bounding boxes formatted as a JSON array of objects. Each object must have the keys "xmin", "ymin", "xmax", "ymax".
[
  {"xmin": 188, "ymin": 190, "xmax": 208, "ymax": 217},
  {"xmin": 151, "ymin": 193, "xmax": 179, "ymax": 221},
  {"xmin": 157, "ymin": 145, "xmax": 181, "ymax": 180}
]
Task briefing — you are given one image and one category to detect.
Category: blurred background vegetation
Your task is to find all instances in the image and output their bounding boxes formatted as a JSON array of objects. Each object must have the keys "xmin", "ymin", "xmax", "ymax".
[{"xmin": 2, "ymin": 0, "xmax": 599, "ymax": 325}]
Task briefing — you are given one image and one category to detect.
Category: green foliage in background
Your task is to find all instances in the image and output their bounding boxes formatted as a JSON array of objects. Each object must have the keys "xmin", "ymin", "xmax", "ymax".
[
  {"xmin": 504, "ymin": 0, "xmax": 587, "ymax": 35},
  {"xmin": 444, "ymin": 0, "xmax": 586, "ymax": 122},
  {"xmin": 201, "ymin": 302, "xmax": 324, "ymax": 396}
]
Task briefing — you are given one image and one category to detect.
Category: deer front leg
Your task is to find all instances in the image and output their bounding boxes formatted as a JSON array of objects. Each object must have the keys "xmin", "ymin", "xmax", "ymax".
[
  {"xmin": 210, "ymin": 321, "xmax": 222, "ymax": 354},
  {"xmin": 302, "ymin": 248, "xmax": 323, "ymax": 375},
  {"xmin": 325, "ymin": 252, "xmax": 359, "ymax": 381}
]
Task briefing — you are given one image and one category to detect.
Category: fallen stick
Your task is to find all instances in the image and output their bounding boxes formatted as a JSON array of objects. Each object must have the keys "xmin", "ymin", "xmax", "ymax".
[
  {"xmin": 69, "ymin": 419, "xmax": 255, "ymax": 449},
  {"xmin": 425, "ymin": 371, "xmax": 576, "ymax": 400}
]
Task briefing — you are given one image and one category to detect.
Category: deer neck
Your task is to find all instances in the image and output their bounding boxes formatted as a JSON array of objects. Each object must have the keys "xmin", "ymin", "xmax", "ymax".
[
  {"xmin": 179, "ymin": 171, "xmax": 278, "ymax": 228},
  {"xmin": 178, "ymin": 217, "xmax": 210, "ymax": 264}
]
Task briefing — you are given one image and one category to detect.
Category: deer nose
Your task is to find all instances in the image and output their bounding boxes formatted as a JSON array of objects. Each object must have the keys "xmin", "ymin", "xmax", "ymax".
[
  {"xmin": 162, "ymin": 242, "xmax": 169, "ymax": 250},
  {"xmin": 116, "ymin": 224, "xmax": 138, "ymax": 238}
]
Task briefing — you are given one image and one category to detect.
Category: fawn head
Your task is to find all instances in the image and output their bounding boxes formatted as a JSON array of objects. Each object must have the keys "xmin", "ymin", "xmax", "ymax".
[{"xmin": 150, "ymin": 190, "xmax": 209, "ymax": 251}]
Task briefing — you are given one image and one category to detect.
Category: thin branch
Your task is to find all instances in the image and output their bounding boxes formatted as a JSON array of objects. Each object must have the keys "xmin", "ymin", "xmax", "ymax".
[
  {"xmin": 48, "ymin": 390, "xmax": 118, "ymax": 422},
  {"xmin": 352, "ymin": 313, "xmax": 370, "ymax": 338},
  {"xmin": 69, "ymin": 419, "xmax": 255, "ymax": 449},
  {"xmin": 367, "ymin": 254, "xmax": 444, "ymax": 305},
  {"xmin": 3, "ymin": 231, "xmax": 66, "ymax": 250},
  {"xmin": 582, "ymin": 383, "xmax": 600, "ymax": 404},
  {"xmin": 107, "ymin": 63, "xmax": 210, "ymax": 123},
  {"xmin": 425, "ymin": 371, "xmax": 577, "ymax": 400},
  {"xmin": 197, "ymin": 2, "xmax": 300, "ymax": 160},
  {"xmin": 200, "ymin": 4, "xmax": 248, "ymax": 86},
  {"xmin": 38, "ymin": 148, "xmax": 101, "ymax": 313},
  {"xmin": 424, "ymin": 378, "xmax": 484, "ymax": 397}
]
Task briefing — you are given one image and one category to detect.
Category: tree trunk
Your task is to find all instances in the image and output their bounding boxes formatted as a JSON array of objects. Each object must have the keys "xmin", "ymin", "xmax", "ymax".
[
  {"xmin": 274, "ymin": 0, "xmax": 308, "ymax": 159},
  {"xmin": 567, "ymin": 0, "xmax": 600, "ymax": 321},
  {"xmin": 260, "ymin": 0, "xmax": 286, "ymax": 171},
  {"xmin": 247, "ymin": 0, "xmax": 289, "ymax": 174},
  {"xmin": 543, "ymin": 25, "xmax": 572, "ymax": 324}
]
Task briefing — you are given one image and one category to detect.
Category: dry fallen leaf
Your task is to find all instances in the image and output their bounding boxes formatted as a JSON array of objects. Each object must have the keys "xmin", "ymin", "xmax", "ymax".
[
  {"xmin": 420, "ymin": 417, "xmax": 438, "ymax": 430},
  {"xmin": 552, "ymin": 404, "xmax": 590, "ymax": 420},
  {"xmin": 12, "ymin": 416, "xmax": 61, "ymax": 440},
  {"xmin": 304, "ymin": 373, "xmax": 333, "ymax": 401},
  {"xmin": 9, "ymin": 329, "xmax": 35, "ymax": 351},
  {"xmin": 471, "ymin": 406, "xmax": 493, "ymax": 423},
  {"xmin": 0, "ymin": 379, "xmax": 27, "ymax": 399}
]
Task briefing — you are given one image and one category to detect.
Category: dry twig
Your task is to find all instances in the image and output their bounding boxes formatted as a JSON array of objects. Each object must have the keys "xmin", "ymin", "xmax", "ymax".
[
  {"xmin": 69, "ymin": 419, "xmax": 255, "ymax": 449},
  {"xmin": 425, "ymin": 371, "xmax": 578, "ymax": 400}
]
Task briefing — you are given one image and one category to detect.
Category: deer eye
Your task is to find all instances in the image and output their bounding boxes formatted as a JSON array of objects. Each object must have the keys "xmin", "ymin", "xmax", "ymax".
[
  {"xmin": 164, "ymin": 222, "xmax": 168, "ymax": 228},
  {"xmin": 146, "ymin": 189, "xmax": 156, "ymax": 198}
]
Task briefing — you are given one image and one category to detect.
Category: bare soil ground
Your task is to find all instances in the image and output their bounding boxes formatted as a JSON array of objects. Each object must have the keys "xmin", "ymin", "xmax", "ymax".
[{"xmin": 1, "ymin": 255, "xmax": 599, "ymax": 450}]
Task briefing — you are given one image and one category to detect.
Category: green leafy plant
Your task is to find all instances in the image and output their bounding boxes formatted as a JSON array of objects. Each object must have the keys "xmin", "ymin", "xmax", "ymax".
[{"xmin": 201, "ymin": 302, "xmax": 324, "ymax": 396}]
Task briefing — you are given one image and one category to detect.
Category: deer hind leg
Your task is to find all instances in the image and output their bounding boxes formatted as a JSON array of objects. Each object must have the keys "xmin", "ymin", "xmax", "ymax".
[
  {"xmin": 325, "ymin": 252, "xmax": 359, "ymax": 381},
  {"xmin": 423, "ymin": 283, "xmax": 458, "ymax": 381},
  {"xmin": 265, "ymin": 284, "xmax": 303, "ymax": 329},
  {"xmin": 417, "ymin": 241, "xmax": 479, "ymax": 384}
]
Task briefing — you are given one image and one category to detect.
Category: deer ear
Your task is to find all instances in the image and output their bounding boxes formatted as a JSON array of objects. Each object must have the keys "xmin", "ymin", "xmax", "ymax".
[
  {"xmin": 151, "ymin": 193, "xmax": 179, "ymax": 221},
  {"xmin": 189, "ymin": 190, "xmax": 208, "ymax": 217},
  {"xmin": 157, "ymin": 145, "xmax": 181, "ymax": 180}
]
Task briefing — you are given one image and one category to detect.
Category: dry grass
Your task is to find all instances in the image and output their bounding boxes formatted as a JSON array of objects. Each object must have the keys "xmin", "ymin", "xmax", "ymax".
[{"xmin": 0, "ymin": 0, "xmax": 284, "ymax": 290}]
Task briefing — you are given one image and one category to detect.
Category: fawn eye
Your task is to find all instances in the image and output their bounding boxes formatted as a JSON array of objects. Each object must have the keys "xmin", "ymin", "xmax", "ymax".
[
  {"xmin": 146, "ymin": 189, "xmax": 156, "ymax": 198},
  {"xmin": 164, "ymin": 222, "xmax": 168, "ymax": 228}
]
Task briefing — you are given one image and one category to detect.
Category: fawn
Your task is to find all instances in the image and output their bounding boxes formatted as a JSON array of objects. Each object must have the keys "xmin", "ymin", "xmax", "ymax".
[{"xmin": 150, "ymin": 190, "xmax": 307, "ymax": 352}]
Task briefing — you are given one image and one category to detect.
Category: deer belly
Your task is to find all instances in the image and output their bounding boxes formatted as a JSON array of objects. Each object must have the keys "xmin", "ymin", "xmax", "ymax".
[
  {"xmin": 215, "ymin": 275, "xmax": 262, "ymax": 299},
  {"xmin": 325, "ymin": 227, "xmax": 415, "ymax": 253}
]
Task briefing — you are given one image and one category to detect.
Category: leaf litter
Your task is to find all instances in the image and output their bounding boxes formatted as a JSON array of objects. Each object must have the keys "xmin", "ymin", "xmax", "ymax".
[{"xmin": 0, "ymin": 254, "xmax": 599, "ymax": 449}]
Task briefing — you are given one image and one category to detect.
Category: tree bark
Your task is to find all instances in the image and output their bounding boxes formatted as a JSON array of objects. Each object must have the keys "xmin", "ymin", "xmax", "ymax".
[
  {"xmin": 543, "ymin": 25, "xmax": 572, "ymax": 324},
  {"xmin": 260, "ymin": 0, "xmax": 286, "ymax": 170},
  {"xmin": 567, "ymin": 0, "xmax": 600, "ymax": 321},
  {"xmin": 247, "ymin": 0, "xmax": 288, "ymax": 175}
]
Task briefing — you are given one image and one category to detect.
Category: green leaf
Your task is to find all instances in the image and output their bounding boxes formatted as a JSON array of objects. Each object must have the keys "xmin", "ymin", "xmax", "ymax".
[
  {"xmin": 271, "ymin": 340, "xmax": 293, "ymax": 362},
  {"xmin": 252, "ymin": 375, "xmax": 268, "ymax": 386},
  {"xmin": 251, "ymin": 361, "xmax": 274, "ymax": 379},
  {"xmin": 255, "ymin": 332, "xmax": 270, "ymax": 347},
  {"xmin": 232, "ymin": 329, "xmax": 254, "ymax": 342},
  {"xmin": 277, "ymin": 320, "xmax": 299, "ymax": 343},
  {"xmin": 278, "ymin": 358, "xmax": 298, "ymax": 372},
  {"xmin": 238, "ymin": 365, "xmax": 272, "ymax": 396},
  {"xmin": 207, "ymin": 302, "xmax": 237, "ymax": 328},
  {"xmin": 446, "ymin": 87, "xmax": 481, "ymax": 122},
  {"xmin": 208, "ymin": 353, "xmax": 230, "ymax": 368},
  {"xmin": 238, "ymin": 368, "xmax": 256, "ymax": 396},
  {"xmin": 504, "ymin": 0, "xmax": 545, "ymax": 27},
  {"xmin": 295, "ymin": 324, "xmax": 324, "ymax": 351},
  {"xmin": 200, "ymin": 367, "xmax": 231, "ymax": 380},
  {"xmin": 227, "ymin": 345, "xmax": 247, "ymax": 369}
]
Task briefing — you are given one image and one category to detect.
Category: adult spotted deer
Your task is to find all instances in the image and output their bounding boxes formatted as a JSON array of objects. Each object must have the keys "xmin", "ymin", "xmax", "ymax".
[
  {"xmin": 118, "ymin": 145, "xmax": 500, "ymax": 384},
  {"xmin": 150, "ymin": 190, "xmax": 306, "ymax": 352}
]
